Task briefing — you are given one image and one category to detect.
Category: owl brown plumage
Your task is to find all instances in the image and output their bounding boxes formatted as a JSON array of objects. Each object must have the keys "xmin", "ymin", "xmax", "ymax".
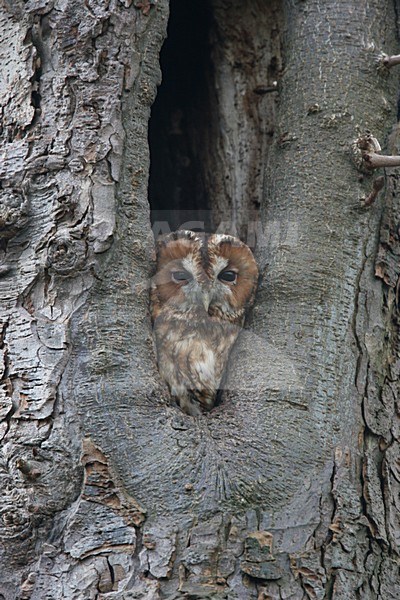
[{"xmin": 150, "ymin": 230, "xmax": 258, "ymax": 416}]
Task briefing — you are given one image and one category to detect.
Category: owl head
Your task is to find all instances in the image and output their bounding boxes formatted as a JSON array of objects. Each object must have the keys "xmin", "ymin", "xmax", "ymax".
[{"xmin": 152, "ymin": 230, "xmax": 258, "ymax": 322}]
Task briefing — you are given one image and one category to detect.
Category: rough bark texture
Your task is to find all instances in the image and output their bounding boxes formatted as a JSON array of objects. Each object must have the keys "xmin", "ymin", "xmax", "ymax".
[
  {"xmin": 248, "ymin": 1, "xmax": 400, "ymax": 597},
  {"xmin": 0, "ymin": 0, "xmax": 167, "ymax": 597},
  {"xmin": 0, "ymin": 0, "xmax": 399, "ymax": 599}
]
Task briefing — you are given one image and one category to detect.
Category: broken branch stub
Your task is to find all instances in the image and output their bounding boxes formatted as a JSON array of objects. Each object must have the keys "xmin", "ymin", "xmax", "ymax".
[
  {"xmin": 380, "ymin": 53, "xmax": 400, "ymax": 68},
  {"xmin": 351, "ymin": 133, "xmax": 400, "ymax": 171}
]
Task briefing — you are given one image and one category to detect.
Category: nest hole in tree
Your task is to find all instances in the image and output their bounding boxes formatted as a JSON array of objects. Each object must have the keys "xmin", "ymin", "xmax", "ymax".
[{"xmin": 148, "ymin": 0, "xmax": 283, "ymax": 244}]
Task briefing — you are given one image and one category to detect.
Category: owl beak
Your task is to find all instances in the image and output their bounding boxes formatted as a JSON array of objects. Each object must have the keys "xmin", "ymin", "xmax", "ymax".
[{"xmin": 202, "ymin": 291, "xmax": 211, "ymax": 312}]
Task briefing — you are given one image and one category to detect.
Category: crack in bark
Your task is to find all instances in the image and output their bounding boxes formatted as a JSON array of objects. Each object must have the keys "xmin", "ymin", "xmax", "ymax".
[{"xmin": 352, "ymin": 234, "xmax": 371, "ymax": 395}]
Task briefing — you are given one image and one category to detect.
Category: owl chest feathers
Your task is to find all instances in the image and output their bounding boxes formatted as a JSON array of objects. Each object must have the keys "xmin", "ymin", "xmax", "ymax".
[{"xmin": 154, "ymin": 314, "xmax": 239, "ymax": 414}]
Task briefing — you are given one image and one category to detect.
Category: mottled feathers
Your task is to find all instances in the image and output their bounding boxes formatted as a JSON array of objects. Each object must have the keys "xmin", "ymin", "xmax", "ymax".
[{"xmin": 150, "ymin": 230, "xmax": 258, "ymax": 416}]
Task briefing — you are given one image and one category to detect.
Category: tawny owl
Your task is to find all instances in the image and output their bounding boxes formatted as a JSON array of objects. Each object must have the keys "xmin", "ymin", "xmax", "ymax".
[{"xmin": 150, "ymin": 230, "xmax": 258, "ymax": 416}]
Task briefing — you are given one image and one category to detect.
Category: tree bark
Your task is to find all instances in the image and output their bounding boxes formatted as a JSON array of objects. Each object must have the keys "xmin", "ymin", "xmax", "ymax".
[{"xmin": 0, "ymin": 0, "xmax": 399, "ymax": 599}]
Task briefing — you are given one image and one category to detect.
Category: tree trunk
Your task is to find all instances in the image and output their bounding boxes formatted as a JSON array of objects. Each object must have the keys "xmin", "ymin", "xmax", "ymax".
[{"xmin": 0, "ymin": 0, "xmax": 399, "ymax": 598}]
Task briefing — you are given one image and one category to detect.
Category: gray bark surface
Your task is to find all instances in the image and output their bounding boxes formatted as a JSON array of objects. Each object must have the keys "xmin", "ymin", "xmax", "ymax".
[{"xmin": 0, "ymin": 0, "xmax": 399, "ymax": 599}]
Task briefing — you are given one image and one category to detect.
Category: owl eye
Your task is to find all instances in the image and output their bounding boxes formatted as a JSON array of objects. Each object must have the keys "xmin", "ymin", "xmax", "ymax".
[
  {"xmin": 218, "ymin": 270, "xmax": 237, "ymax": 283},
  {"xmin": 171, "ymin": 270, "xmax": 192, "ymax": 283}
]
